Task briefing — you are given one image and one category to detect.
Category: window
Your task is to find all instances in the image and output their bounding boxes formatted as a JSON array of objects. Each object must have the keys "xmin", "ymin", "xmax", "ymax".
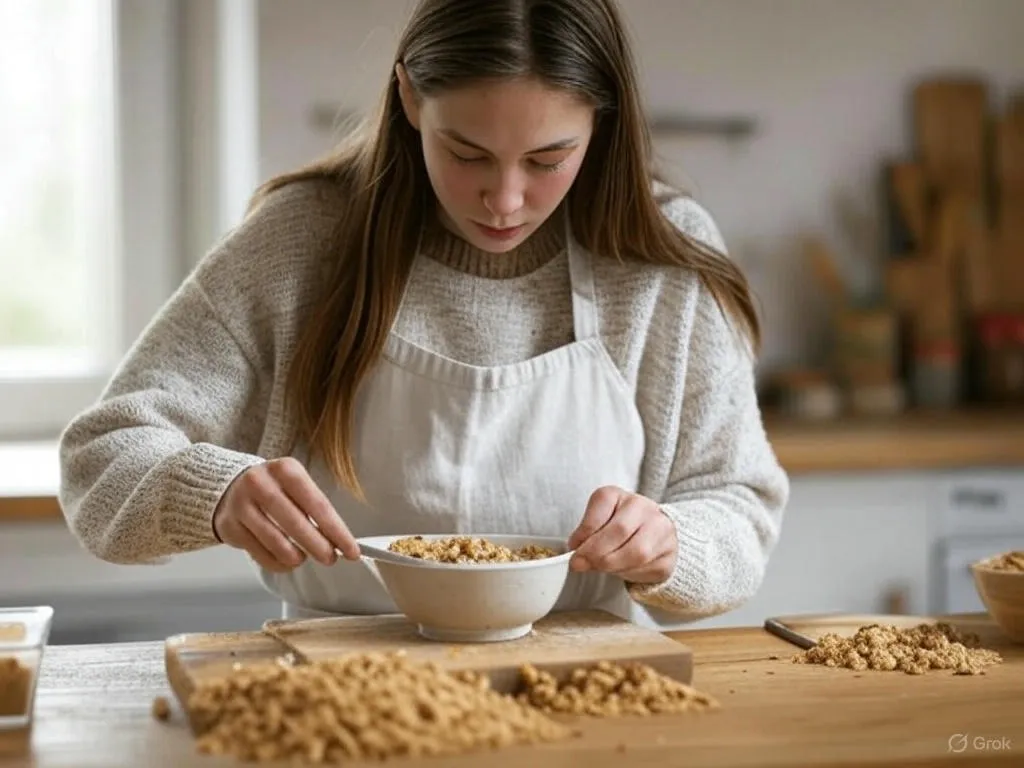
[
  {"xmin": 0, "ymin": 0, "xmax": 116, "ymax": 438},
  {"xmin": 0, "ymin": 0, "xmax": 182, "ymax": 439}
]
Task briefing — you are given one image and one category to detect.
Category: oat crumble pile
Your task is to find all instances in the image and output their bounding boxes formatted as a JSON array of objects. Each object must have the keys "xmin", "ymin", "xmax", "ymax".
[
  {"xmin": 181, "ymin": 652, "xmax": 718, "ymax": 762},
  {"xmin": 187, "ymin": 651, "xmax": 574, "ymax": 763},
  {"xmin": 792, "ymin": 622, "xmax": 1003, "ymax": 675},
  {"xmin": 984, "ymin": 551, "xmax": 1024, "ymax": 572},
  {"xmin": 516, "ymin": 660, "xmax": 719, "ymax": 716},
  {"xmin": 389, "ymin": 535, "xmax": 558, "ymax": 563}
]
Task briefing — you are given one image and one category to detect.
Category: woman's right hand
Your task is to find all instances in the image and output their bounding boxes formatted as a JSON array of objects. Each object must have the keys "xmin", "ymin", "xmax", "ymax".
[{"xmin": 212, "ymin": 458, "xmax": 361, "ymax": 571}]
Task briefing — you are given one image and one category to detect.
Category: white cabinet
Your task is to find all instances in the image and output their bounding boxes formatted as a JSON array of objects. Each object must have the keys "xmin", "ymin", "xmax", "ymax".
[
  {"xmin": 931, "ymin": 470, "xmax": 1024, "ymax": 614},
  {"xmin": 0, "ymin": 522, "xmax": 281, "ymax": 644},
  {"xmin": 688, "ymin": 472, "xmax": 934, "ymax": 629},
  {"xmin": 687, "ymin": 468, "xmax": 1024, "ymax": 630},
  {"xmin": 0, "ymin": 522, "xmax": 261, "ymax": 599},
  {"xmin": 934, "ymin": 471, "xmax": 1024, "ymax": 537}
]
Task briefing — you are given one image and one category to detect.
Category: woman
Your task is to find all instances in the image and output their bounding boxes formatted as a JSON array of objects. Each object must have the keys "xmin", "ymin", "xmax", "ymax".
[{"xmin": 58, "ymin": 0, "xmax": 788, "ymax": 625}]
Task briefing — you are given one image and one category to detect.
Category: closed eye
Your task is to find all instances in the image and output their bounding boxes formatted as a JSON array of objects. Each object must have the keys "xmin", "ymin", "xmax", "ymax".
[
  {"xmin": 529, "ymin": 158, "xmax": 566, "ymax": 172},
  {"xmin": 449, "ymin": 150, "xmax": 487, "ymax": 164},
  {"xmin": 447, "ymin": 148, "xmax": 569, "ymax": 172}
]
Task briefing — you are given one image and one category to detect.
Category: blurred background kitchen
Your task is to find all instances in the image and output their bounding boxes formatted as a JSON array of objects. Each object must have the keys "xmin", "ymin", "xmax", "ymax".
[{"xmin": 2, "ymin": 0, "xmax": 1023, "ymax": 643}]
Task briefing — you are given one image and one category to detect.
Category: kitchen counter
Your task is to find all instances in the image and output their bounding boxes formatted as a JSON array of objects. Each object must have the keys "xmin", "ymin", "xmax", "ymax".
[
  {"xmin": 5, "ymin": 613, "xmax": 1021, "ymax": 767},
  {"xmin": 0, "ymin": 442, "xmax": 61, "ymax": 522},
  {"xmin": 764, "ymin": 407, "xmax": 1024, "ymax": 474}
]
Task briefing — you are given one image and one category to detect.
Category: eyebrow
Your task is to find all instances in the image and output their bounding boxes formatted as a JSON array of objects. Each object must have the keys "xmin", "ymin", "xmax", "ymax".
[{"xmin": 439, "ymin": 128, "xmax": 578, "ymax": 155}]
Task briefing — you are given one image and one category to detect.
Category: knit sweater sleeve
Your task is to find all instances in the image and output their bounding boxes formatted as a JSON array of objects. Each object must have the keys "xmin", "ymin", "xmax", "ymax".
[
  {"xmin": 627, "ymin": 199, "xmax": 790, "ymax": 620},
  {"xmin": 54, "ymin": 181, "xmax": 338, "ymax": 566},
  {"xmin": 57, "ymin": 264, "xmax": 270, "ymax": 565}
]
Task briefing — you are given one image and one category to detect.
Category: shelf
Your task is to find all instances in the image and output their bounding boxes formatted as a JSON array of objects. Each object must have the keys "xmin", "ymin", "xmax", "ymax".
[
  {"xmin": 765, "ymin": 407, "xmax": 1024, "ymax": 474},
  {"xmin": 308, "ymin": 104, "xmax": 758, "ymax": 141},
  {"xmin": 0, "ymin": 440, "xmax": 62, "ymax": 522},
  {"xmin": 0, "ymin": 496, "xmax": 61, "ymax": 522},
  {"xmin": 648, "ymin": 115, "xmax": 757, "ymax": 140}
]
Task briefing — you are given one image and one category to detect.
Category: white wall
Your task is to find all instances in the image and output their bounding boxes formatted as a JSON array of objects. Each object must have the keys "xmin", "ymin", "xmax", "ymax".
[{"xmin": 256, "ymin": 0, "xmax": 1024, "ymax": 372}]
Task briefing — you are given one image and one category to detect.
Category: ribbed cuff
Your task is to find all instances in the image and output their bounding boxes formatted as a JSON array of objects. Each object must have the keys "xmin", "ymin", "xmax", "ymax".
[
  {"xmin": 627, "ymin": 503, "xmax": 711, "ymax": 613},
  {"xmin": 162, "ymin": 443, "xmax": 265, "ymax": 550}
]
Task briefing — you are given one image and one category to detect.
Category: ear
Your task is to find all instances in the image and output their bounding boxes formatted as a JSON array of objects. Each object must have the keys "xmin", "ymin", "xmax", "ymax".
[{"xmin": 395, "ymin": 63, "xmax": 421, "ymax": 131}]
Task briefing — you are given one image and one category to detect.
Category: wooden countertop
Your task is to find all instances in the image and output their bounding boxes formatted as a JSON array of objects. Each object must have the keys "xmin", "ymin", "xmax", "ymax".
[
  {"xmin": 5, "ymin": 613, "xmax": 1022, "ymax": 767},
  {"xmin": 764, "ymin": 406, "xmax": 1024, "ymax": 474},
  {"xmin": 0, "ymin": 442, "xmax": 61, "ymax": 523},
  {"xmin": 4, "ymin": 407, "xmax": 1024, "ymax": 522}
]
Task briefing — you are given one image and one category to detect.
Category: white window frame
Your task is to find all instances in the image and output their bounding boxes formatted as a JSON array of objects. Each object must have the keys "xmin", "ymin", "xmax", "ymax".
[
  {"xmin": 0, "ymin": 0, "xmax": 259, "ymax": 441},
  {"xmin": 0, "ymin": 1, "xmax": 180, "ymax": 440}
]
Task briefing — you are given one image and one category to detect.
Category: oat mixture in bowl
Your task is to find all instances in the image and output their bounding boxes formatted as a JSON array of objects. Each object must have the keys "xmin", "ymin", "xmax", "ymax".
[
  {"xmin": 389, "ymin": 535, "xmax": 559, "ymax": 564},
  {"xmin": 975, "ymin": 551, "xmax": 1024, "ymax": 573},
  {"xmin": 356, "ymin": 534, "xmax": 574, "ymax": 642}
]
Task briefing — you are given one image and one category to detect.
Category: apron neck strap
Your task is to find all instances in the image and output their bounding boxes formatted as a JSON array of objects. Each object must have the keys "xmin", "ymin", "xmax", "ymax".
[{"xmin": 565, "ymin": 212, "xmax": 599, "ymax": 341}]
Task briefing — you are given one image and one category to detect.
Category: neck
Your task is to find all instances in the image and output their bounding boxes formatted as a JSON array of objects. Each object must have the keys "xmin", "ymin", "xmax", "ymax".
[{"xmin": 420, "ymin": 206, "xmax": 566, "ymax": 279}]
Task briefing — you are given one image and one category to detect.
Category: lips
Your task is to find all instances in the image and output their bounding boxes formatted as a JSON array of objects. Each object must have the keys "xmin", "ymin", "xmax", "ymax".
[{"xmin": 474, "ymin": 222, "xmax": 526, "ymax": 241}]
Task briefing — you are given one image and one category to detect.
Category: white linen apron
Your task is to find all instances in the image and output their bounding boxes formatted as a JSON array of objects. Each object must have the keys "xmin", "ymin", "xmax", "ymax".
[{"xmin": 257, "ymin": 222, "xmax": 666, "ymax": 626}]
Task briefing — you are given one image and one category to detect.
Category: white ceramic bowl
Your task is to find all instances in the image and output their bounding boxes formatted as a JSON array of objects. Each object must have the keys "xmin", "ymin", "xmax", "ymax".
[{"xmin": 357, "ymin": 533, "xmax": 573, "ymax": 643}]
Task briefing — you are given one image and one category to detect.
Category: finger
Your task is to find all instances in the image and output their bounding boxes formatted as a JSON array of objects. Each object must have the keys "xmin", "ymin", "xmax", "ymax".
[
  {"xmin": 568, "ymin": 486, "xmax": 623, "ymax": 550},
  {"xmin": 242, "ymin": 504, "xmax": 307, "ymax": 568},
  {"xmin": 619, "ymin": 552, "xmax": 676, "ymax": 584},
  {"xmin": 598, "ymin": 522, "xmax": 668, "ymax": 575},
  {"xmin": 575, "ymin": 497, "xmax": 647, "ymax": 570},
  {"xmin": 258, "ymin": 485, "xmax": 337, "ymax": 566},
  {"xmin": 231, "ymin": 522, "xmax": 293, "ymax": 573},
  {"xmin": 272, "ymin": 459, "xmax": 360, "ymax": 560}
]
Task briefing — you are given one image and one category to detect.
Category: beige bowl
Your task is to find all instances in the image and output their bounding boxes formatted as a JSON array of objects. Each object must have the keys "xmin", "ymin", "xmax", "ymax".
[
  {"xmin": 971, "ymin": 551, "xmax": 1024, "ymax": 643},
  {"xmin": 357, "ymin": 534, "xmax": 573, "ymax": 643}
]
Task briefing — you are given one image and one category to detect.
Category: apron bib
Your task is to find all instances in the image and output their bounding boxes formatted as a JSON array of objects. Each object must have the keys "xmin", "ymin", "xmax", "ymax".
[{"xmin": 258, "ymin": 217, "xmax": 658, "ymax": 625}]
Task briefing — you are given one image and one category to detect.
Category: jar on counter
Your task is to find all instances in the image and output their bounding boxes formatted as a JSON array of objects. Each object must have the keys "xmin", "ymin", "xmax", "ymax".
[
  {"xmin": 774, "ymin": 369, "xmax": 843, "ymax": 421},
  {"xmin": 912, "ymin": 340, "xmax": 961, "ymax": 409},
  {"xmin": 977, "ymin": 314, "xmax": 1024, "ymax": 403}
]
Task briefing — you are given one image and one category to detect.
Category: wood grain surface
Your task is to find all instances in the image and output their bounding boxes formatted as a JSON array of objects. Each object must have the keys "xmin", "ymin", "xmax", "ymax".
[{"xmin": 5, "ymin": 612, "xmax": 1020, "ymax": 767}]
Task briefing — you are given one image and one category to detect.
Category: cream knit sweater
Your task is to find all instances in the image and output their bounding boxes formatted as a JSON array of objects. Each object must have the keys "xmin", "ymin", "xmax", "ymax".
[{"xmin": 58, "ymin": 178, "xmax": 789, "ymax": 622}]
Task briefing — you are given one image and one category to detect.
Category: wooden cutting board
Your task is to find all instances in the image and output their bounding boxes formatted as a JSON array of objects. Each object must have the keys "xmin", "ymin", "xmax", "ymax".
[
  {"xmin": 165, "ymin": 609, "xmax": 693, "ymax": 733},
  {"xmin": 164, "ymin": 630, "xmax": 287, "ymax": 733}
]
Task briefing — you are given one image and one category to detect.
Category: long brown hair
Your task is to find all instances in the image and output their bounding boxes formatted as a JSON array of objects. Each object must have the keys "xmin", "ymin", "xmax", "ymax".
[{"xmin": 251, "ymin": 0, "xmax": 760, "ymax": 500}]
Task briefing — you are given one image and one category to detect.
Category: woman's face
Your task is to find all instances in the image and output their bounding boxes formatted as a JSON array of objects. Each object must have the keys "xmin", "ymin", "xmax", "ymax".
[{"xmin": 399, "ymin": 73, "xmax": 596, "ymax": 253}]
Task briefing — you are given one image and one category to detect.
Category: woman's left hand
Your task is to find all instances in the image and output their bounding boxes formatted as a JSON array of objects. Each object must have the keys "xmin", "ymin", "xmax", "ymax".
[{"xmin": 566, "ymin": 486, "xmax": 677, "ymax": 584}]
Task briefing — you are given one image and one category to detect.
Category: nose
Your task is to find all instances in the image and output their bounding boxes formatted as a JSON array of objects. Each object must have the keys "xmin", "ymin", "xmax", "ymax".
[{"xmin": 482, "ymin": 169, "xmax": 525, "ymax": 221}]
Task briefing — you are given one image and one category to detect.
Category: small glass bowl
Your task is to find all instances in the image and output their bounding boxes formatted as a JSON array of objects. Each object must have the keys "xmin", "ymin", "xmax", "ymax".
[{"xmin": 0, "ymin": 606, "xmax": 54, "ymax": 733}]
